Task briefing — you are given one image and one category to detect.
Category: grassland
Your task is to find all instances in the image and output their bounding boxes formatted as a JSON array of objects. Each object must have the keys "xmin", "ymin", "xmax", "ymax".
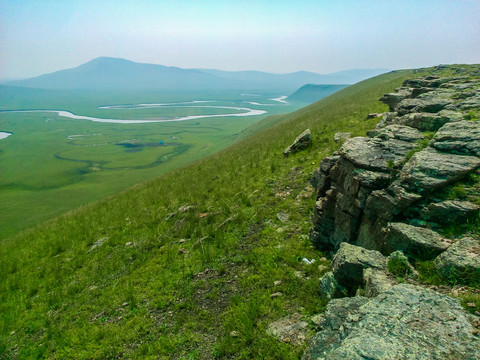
[
  {"xmin": 1, "ymin": 66, "xmax": 478, "ymax": 359},
  {"xmin": 0, "ymin": 89, "xmax": 301, "ymax": 238}
]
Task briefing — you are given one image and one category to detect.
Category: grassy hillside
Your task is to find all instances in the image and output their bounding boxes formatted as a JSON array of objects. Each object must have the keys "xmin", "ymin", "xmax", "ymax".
[
  {"xmin": 1, "ymin": 68, "xmax": 446, "ymax": 359},
  {"xmin": 286, "ymin": 84, "xmax": 348, "ymax": 104}
]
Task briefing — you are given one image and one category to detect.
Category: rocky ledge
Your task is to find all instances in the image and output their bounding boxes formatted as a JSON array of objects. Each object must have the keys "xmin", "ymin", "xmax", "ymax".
[{"xmin": 305, "ymin": 73, "xmax": 480, "ymax": 359}]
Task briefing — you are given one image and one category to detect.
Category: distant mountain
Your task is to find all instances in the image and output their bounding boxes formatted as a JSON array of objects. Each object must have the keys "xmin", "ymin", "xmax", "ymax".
[
  {"xmin": 198, "ymin": 68, "xmax": 390, "ymax": 88},
  {"xmin": 319, "ymin": 69, "xmax": 392, "ymax": 84},
  {"xmin": 5, "ymin": 57, "xmax": 389, "ymax": 91},
  {"xmin": 5, "ymin": 57, "xmax": 224, "ymax": 92},
  {"xmin": 287, "ymin": 84, "xmax": 348, "ymax": 104}
]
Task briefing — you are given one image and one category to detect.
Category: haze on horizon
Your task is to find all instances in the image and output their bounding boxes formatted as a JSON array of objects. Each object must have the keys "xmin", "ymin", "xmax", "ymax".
[{"xmin": 1, "ymin": 0, "xmax": 479, "ymax": 80}]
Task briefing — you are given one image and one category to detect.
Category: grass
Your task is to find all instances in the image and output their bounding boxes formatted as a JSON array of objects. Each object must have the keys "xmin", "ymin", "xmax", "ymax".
[
  {"xmin": 1, "ymin": 65, "xmax": 478, "ymax": 359},
  {"xmin": 0, "ymin": 90, "xmax": 303, "ymax": 238}
]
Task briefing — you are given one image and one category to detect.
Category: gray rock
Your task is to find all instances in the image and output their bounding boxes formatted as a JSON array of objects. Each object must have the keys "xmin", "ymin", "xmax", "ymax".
[
  {"xmin": 375, "ymin": 112, "xmax": 398, "ymax": 128},
  {"xmin": 334, "ymin": 132, "xmax": 351, "ymax": 143},
  {"xmin": 353, "ymin": 170, "xmax": 390, "ymax": 189},
  {"xmin": 319, "ymin": 271, "xmax": 346, "ymax": 300},
  {"xmin": 366, "ymin": 113, "xmax": 383, "ymax": 119},
  {"xmin": 332, "ymin": 243, "xmax": 386, "ymax": 293},
  {"xmin": 339, "ymin": 136, "xmax": 417, "ymax": 172},
  {"xmin": 276, "ymin": 212, "xmax": 290, "ymax": 223},
  {"xmin": 455, "ymin": 94, "xmax": 480, "ymax": 110},
  {"xmin": 432, "ymin": 120, "xmax": 480, "ymax": 157},
  {"xmin": 421, "ymin": 200, "xmax": 480, "ymax": 224},
  {"xmin": 366, "ymin": 124, "xmax": 425, "ymax": 142},
  {"xmin": 303, "ymin": 284, "xmax": 480, "ymax": 360},
  {"xmin": 363, "ymin": 268, "xmax": 396, "ymax": 298},
  {"xmin": 283, "ymin": 129, "xmax": 312, "ymax": 156},
  {"xmin": 379, "ymin": 88, "xmax": 412, "ymax": 111},
  {"xmin": 434, "ymin": 237, "xmax": 480, "ymax": 285},
  {"xmin": 267, "ymin": 313, "xmax": 309, "ymax": 345},
  {"xmin": 396, "ymin": 93, "xmax": 454, "ymax": 116},
  {"xmin": 310, "ymin": 156, "xmax": 383, "ymax": 251},
  {"xmin": 310, "ymin": 154, "xmax": 340, "ymax": 193},
  {"xmin": 384, "ymin": 222, "xmax": 451, "ymax": 259},
  {"xmin": 356, "ymin": 187, "xmax": 423, "ymax": 251},
  {"xmin": 310, "ymin": 314, "xmax": 325, "ymax": 327},
  {"xmin": 397, "ymin": 147, "xmax": 480, "ymax": 194},
  {"xmin": 395, "ymin": 111, "xmax": 461, "ymax": 131},
  {"xmin": 403, "ymin": 76, "xmax": 457, "ymax": 89}
]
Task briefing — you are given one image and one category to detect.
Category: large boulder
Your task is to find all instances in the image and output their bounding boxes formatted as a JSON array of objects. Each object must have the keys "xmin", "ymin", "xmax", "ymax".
[
  {"xmin": 379, "ymin": 88, "xmax": 412, "ymax": 111},
  {"xmin": 366, "ymin": 124, "xmax": 425, "ymax": 142},
  {"xmin": 384, "ymin": 222, "xmax": 451, "ymax": 259},
  {"xmin": 283, "ymin": 129, "xmax": 312, "ymax": 156},
  {"xmin": 434, "ymin": 237, "xmax": 480, "ymax": 286},
  {"xmin": 304, "ymin": 284, "xmax": 480, "ymax": 360},
  {"xmin": 455, "ymin": 94, "xmax": 480, "ymax": 110},
  {"xmin": 331, "ymin": 243, "xmax": 386, "ymax": 294},
  {"xmin": 421, "ymin": 200, "xmax": 480, "ymax": 224},
  {"xmin": 395, "ymin": 92, "xmax": 455, "ymax": 116},
  {"xmin": 403, "ymin": 76, "xmax": 458, "ymax": 89},
  {"xmin": 394, "ymin": 111, "xmax": 462, "ymax": 131},
  {"xmin": 339, "ymin": 136, "xmax": 417, "ymax": 172},
  {"xmin": 396, "ymin": 147, "xmax": 480, "ymax": 194},
  {"xmin": 432, "ymin": 120, "xmax": 480, "ymax": 157}
]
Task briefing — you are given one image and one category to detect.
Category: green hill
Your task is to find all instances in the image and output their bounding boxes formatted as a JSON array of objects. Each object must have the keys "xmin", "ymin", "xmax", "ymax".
[
  {"xmin": 287, "ymin": 84, "xmax": 349, "ymax": 104},
  {"xmin": 1, "ymin": 65, "xmax": 476, "ymax": 359}
]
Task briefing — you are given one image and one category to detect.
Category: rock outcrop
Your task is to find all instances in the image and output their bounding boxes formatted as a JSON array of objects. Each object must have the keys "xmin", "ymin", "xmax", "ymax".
[
  {"xmin": 421, "ymin": 200, "xmax": 480, "ymax": 224},
  {"xmin": 331, "ymin": 243, "xmax": 386, "ymax": 294},
  {"xmin": 434, "ymin": 237, "xmax": 480, "ymax": 286},
  {"xmin": 305, "ymin": 74, "xmax": 480, "ymax": 359},
  {"xmin": 304, "ymin": 284, "xmax": 480, "ymax": 360},
  {"xmin": 384, "ymin": 222, "xmax": 451, "ymax": 258},
  {"xmin": 310, "ymin": 75, "xmax": 480, "ymax": 254}
]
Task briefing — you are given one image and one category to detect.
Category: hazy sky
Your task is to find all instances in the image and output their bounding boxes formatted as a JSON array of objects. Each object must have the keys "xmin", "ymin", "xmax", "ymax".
[{"xmin": 1, "ymin": 0, "xmax": 479, "ymax": 79}]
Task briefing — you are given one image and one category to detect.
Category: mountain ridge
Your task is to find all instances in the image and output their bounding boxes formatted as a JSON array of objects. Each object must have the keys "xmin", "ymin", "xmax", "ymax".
[{"xmin": 6, "ymin": 57, "xmax": 389, "ymax": 91}]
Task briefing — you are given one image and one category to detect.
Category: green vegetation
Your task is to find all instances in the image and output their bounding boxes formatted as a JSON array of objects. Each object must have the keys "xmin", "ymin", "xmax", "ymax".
[
  {"xmin": 388, "ymin": 257, "xmax": 411, "ymax": 279},
  {"xmin": 464, "ymin": 111, "xmax": 479, "ymax": 121},
  {"xmin": 3, "ymin": 66, "xmax": 476, "ymax": 359},
  {"xmin": 0, "ymin": 89, "xmax": 302, "ymax": 238}
]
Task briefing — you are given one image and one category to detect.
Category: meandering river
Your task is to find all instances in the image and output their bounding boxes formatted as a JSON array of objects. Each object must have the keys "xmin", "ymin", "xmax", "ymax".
[
  {"xmin": 0, "ymin": 132, "xmax": 12, "ymax": 140},
  {"xmin": 0, "ymin": 101, "xmax": 272, "ymax": 124}
]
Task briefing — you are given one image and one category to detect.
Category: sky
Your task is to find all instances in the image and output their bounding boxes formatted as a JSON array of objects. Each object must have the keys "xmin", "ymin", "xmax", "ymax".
[{"xmin": 0, "ymin": 0, "xmax": 479, "ymax": 79}]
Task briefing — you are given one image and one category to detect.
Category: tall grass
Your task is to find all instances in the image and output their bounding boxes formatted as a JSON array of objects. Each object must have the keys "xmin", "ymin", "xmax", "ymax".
[{"xmin": 2, "ymin": 67, "xmax": 465, "ymax": 359}]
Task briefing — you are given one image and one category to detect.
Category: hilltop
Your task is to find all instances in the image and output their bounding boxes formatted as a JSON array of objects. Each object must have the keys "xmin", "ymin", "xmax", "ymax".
[
  {"xmin": 287, "ymin": 84, "xmax": 348, "ymax": 104},
  {"xmin": 1, "ymin": 64, "xmax": 479, "ymax": 359},
  {"xmin": 5, "ymin": 57, "xmax": 388, "ymax": 92}
]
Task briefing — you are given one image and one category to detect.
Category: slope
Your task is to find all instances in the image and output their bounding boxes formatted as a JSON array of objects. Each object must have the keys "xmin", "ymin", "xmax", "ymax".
[
  {"xmin": 287, "ymin": 84, "xmax": 349, "ymax": 104},
  {"xmin": 2, "ymin": 66, "xmax": 471, "ymax": 359}
]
